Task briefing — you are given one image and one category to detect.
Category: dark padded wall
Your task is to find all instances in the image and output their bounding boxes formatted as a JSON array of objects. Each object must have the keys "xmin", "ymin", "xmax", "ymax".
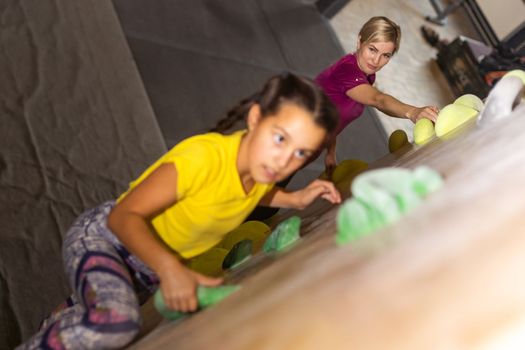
[
  {"xmin": 112, "ymin": 0, "xmax": 388, "ymax": 189},
  {"xmin": 112, "ymin": 0, "xmax": 387, "ymax": 151},
  {"xmin": 0, "ymin": 1, "xmax": 166, "ymax": 348}
]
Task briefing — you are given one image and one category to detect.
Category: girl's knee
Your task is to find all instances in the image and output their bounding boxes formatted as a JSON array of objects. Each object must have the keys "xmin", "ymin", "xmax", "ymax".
[{"xmin": 83, "ymin": 308, "xmax": 142, "ymax": 349}]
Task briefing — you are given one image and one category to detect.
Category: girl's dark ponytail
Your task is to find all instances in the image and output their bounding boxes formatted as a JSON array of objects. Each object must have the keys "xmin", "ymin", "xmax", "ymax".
[{"xmin": 210, "ymin": 93, "xmax": 260, "ymax": 133}]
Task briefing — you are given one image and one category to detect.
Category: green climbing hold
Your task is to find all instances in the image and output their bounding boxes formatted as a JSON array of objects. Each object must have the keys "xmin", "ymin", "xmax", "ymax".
[
  {"xmin": 353, "ymin": 167, "xmax": 423, "ymax": 213},
  {"xmin": 336, "ymin": 198, "xmax": 374, "ymax": 244},
  {"xmin": 351, "ymin": 174, "xmax": 403, "ymax": 224},
  {"xmin": 412, "ymin": 166, "xmax": 444, "ymax": 196},
  {"xmin": 336, "ymin": 166, "xmax": 443, "ymax": 245},
  {"xmin": 263, "ymin": 216, "xmax": 301, "ymax": 254},
  {"xmin": 222, "ymin": 239, "xmax": 253, "ymax": 269},
  {"xmin": 154, "ymin": 285, "xmax": 241, "ymax": 321}
]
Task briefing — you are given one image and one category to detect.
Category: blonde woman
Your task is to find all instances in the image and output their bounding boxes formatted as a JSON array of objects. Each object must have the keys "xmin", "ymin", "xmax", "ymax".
[{"xmin": 316, "ymin": 16, "xmax": 439, "ymax": 175}]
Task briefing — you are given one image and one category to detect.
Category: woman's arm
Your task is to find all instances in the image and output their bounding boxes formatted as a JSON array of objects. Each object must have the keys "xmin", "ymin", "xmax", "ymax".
[
  {"xmin": 259, "ymin": 179, "xmax": 341, "ymax": 209},
  {"xmin": 346, "ymin": 84, "xmax": 438, "ymax": 122},
  {"xmin": 108, "ymin": 163, "xmax": 221, "ymax": 312}
]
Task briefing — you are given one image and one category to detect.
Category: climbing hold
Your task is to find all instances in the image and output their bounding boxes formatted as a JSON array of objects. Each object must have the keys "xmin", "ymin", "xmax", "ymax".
[
  {"xmin": 453, "ymin": 94, "xmax": 484, "ymax": 112},
  {"xmin": 336, "ymin": 199, "xmax": 376, "ymax": 244},
  {"xmin": 219, "ymin": 220, "xmax": 270, "ymax": 253},
  {"xmin": 503, "ymin": 69, "xmax": 525, "ymax": 85},
  {"xmin": 478, "ymin": 75, "xmax": 524, "ymax": 127},
  {"xmin": 154, "ymin": 285, "xmax": 241, "ymax": 321},
  {"xmin": 435, "ymin": 103, "xmax": 478, "ymax": 137},
  {"xmin": 222, "ymin": 239, "xmax": 253, "ymax": 269},
  {"xmin": 263, "ymin": 216, "xmax": 301, "ymax": 254},
  {"xmin": 336, "ymin": 166, "xmax": 443, "ymax": 245},
  {"xmin": 188, "ymin": 247, "xmax": 229, "ymax": 277},
  {"xmin": 331, "ymin": 159, "xmax": 369, "ymax": 184},
  {"xmin": 412, "ymin": 165, "xmax": 445, "ymax": 196},
  {"xmin": 388, "ymin": 129, "xmax": 410, "ymax": 153},
  {"xmin": 413, "ymin": 118, "xmax": 435, "ymax": 145}
]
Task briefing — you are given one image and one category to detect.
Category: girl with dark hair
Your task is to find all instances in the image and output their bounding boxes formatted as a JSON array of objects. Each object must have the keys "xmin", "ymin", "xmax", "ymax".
[{"xmin": 18, "ymin": 73, "xmax": 341, "ymax": 350}]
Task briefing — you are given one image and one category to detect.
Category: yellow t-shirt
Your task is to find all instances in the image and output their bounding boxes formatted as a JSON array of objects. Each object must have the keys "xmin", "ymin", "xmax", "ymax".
[{"xmin": 117, "ymin": 131, "xmax": 274, "ymax": 259}]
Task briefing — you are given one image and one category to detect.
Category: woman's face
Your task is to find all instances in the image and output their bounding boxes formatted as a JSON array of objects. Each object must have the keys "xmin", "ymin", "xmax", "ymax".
[
  {"xmin": 356, "ymin": 40, "xmax": 396, "ymax": 75},
  {"xmin": 244, "ymin": 103, "xmax": 326, "ymax": 184}
]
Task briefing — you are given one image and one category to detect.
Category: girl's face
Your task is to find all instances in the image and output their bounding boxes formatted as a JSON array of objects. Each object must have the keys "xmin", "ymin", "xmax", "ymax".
[
  {"xmin": 356, "ymin": 39, "xmax": 396, "ymax": 75},
  {"xmin": 243, "ymin": 103, "xmax": 327, "ymax": 184}
]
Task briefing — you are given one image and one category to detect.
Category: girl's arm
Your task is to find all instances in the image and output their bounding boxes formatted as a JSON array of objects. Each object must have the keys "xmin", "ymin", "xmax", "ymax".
[
  {"xmin": 259, "ymin": 179, "xmax": 341, "ymax": 209},
  {"xmin": 107, "ymin": 163, "xmax": 222, "ymax": 312},
  {"xmin": 346, "ymin": 84, "xmax": 439, "ymax": 122}
]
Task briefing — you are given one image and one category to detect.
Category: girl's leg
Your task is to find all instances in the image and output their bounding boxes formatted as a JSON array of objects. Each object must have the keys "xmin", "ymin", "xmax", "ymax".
[{"xmin": 17, "ymin": 203, "xmax": 144, "ymax": 350}]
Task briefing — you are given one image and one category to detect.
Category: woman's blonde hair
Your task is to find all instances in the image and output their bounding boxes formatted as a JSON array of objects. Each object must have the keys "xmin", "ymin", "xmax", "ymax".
[{"xmin": 358, "ymin": 16, "xmax": 401, "ymax": 54}]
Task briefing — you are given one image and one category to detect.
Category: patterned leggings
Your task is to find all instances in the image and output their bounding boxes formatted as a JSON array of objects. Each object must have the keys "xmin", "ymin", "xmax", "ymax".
[{"xmin": 17, "ymin": 201, "xmax": 159, "ymax": 350}]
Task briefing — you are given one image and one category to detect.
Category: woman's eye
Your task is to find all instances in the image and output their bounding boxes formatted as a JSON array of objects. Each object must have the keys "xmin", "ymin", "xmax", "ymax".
[{"xmin": 273, "ymin": 133, "xmax": 285, "ymax": 144}]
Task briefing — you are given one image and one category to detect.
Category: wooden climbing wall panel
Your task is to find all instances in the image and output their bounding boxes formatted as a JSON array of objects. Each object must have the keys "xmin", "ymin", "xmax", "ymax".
[{"xmin": 132, "ymin": 116, "xmax": 525, "ymax": 349}]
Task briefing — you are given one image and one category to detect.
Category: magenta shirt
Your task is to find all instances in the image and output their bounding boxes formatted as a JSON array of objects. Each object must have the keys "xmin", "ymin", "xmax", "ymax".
[{"xmin": 315, "ymin": 53, "xmax": 375, "ymax": 135}]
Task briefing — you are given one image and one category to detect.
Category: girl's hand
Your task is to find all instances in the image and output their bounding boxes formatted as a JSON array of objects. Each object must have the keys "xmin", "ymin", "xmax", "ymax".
[
  {"xmin": 293, "ymin": 179, "xmax": 341, "ymax": 209},
  {"xmin": 407, "ymin": 106, "xmax": 439, "ymax": 123},
  {"xmin": 157, "ymin": 261, "xmax": 223, "ymax": 312},
  {"xmin": 324, "ymin": 152, "xmax": 337, "ymax": 180}
]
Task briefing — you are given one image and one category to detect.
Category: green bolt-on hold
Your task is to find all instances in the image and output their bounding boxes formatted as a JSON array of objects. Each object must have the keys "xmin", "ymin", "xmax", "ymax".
[
  {"xmin": 412, "ymin": 166, "xmax": 444, "ymax": 196},
  {"xmin": 336, "ymin": 198, "xmax": 371, "ymax": 245},
  {"xmin": 154, "ymin": 285, "xmax": 241, "ymax": 321},
  {"xmin": 222, "ymin": 239, "xmax": 253, "ymax": 270},
  {"xmin": 353, "ymin": 167, "xmax": 422, "ymax": 213},
  {"xmin": 263, "ymin": 216, "xmax": 301, "ymax": 254},
  {"xmin": 351, "ymin": 173, "xmax": 403, "ymax": 224},
  {"xmin": 336, "ymin": 166, "xmax": 444, "ymax": 245}
]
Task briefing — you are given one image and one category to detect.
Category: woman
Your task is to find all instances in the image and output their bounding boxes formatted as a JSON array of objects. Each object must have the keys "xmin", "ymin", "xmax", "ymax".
[{"xmin": 316, "ymin": 16, "xmax": 439, "ymax": 175}]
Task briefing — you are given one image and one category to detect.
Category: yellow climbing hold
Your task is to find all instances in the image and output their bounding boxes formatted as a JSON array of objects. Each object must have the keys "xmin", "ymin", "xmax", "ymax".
[
  {"xmin": 189, "ymin": 247, "xmax": 229, "ymax": 277},
  {"xmin": 331, "ymin": 159, "xmax": 369, "ymax": 184},
  {"xmin": 503, "ymin": 69, "xmax": 525, "ymax": 85},
  {"xmin": 453, "ymin": 94, "xmax": 484, "ymax": 112},
  {"xmin": 414, "ymin": 118, "xmax": 435, "ymax": 145},
  {"xmin": 218, "ymin": 221, "xmax": 270, "ymax": 253},
  {"xmin": 388, "ymin": 129, "xmax": 409, "ymax": 153},
  {"xmin": 435, "ymin": 103, "xmax": 478, "ymax": 137}
]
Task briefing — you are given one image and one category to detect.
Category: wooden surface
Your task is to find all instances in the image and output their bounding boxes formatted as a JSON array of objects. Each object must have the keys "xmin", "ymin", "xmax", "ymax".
[{"xmin": 131, "ymin": 109, "xmax": 525, "ymax": 349}]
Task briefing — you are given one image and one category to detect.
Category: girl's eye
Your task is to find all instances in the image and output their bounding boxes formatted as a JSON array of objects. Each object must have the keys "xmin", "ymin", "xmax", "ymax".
[
  {"xmin": 273, "ymin": 133, "xmax": 285, "ymax": 144},
  {"xmin": 383, "ymin": 53, "xmax": 392, "ymax": 59},
  {"xmin": 294, "ymin": 149, "xmax": 308, "ymax": 159}
]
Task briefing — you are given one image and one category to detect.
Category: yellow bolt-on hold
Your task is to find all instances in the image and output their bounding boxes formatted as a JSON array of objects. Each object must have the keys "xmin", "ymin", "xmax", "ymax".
[
  {"xmin": 435, "ymin": 103, "xmax": 478, "ymax": 137},
  {"xmin": 388, "ymin": 129, "xmax": 409, "ymax": 153},
  {"xmin": 413, "ymin": 118, "xmax": 435, "ymax": 145},
  {"xmin": 503, "ymin": 69, "xmax": 525, "ymax": 85},
  {"xmin": 453, "ymin": 94, "xmax": 484, "ymax": 112},
  {"xmin": 331, "ymin": 159, "xmax": 369, "ymax": 184},
  {"xmin": 218, "ymin": 221, "xmax": 271, "ymax": 253},
  {"xmin": 188, "ymin": 247, "xmax": 229, "ymax": 277}
]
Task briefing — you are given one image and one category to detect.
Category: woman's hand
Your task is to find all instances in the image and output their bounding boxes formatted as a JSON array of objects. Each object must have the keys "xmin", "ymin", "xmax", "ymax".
[
  {"xmin": 293, "ymin": 179, "xmax": 342, "ymax": 209},
  {"xmin": 157, "ymin": 260, "xmax": 223, "ymax": 312},
  {"xmin": 406, "ymin": 106, "xmax": 439, "ymax": 123}
]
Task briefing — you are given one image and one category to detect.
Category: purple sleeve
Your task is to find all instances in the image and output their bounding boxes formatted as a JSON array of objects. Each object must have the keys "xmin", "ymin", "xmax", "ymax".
[{"xmin": 330, "ymin": 59, "xmax": 371, "ymax": 94}]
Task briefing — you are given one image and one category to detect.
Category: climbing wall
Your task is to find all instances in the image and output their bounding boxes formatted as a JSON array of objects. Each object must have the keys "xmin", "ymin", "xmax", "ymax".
[
  {"xmin": 131, "ymin": 108, "xmax": 525, "ymax": 349},
  {"xmin": 0, "ymin": 1, "xmax": 166, "ymax": 348}
]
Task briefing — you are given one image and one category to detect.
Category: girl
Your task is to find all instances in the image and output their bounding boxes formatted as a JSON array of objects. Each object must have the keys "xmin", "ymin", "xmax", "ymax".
[
  {"xmin": 316, "ymin": 16, "xmax": 440, "ymax": 175},
  {"xmin": 18, "ymin": 73, "xmax": 341, "ymax": 349}
]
